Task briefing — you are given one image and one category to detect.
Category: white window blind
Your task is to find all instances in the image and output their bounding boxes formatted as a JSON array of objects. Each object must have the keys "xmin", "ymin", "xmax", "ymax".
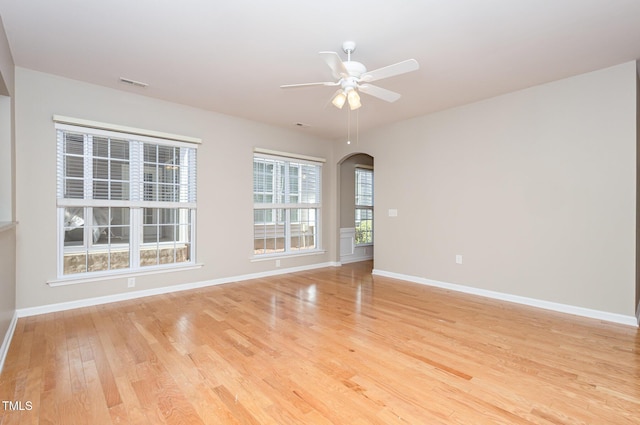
[
  {"xmin": 56, "ymin": 122, "xmax": 197, "ymax": 278},
  {"xmin": 253, "ymin": 152, "xmax": 322, "ymax": 256},
  {"xmin": 355, "ymin": 167, "xmax": 373, "ymax": 245}
]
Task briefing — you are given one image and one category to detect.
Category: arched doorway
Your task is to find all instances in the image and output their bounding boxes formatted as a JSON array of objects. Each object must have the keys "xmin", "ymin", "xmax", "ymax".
[{"xmin": 338, "ymin": 153, "xmax": 374, "ymax": 264}]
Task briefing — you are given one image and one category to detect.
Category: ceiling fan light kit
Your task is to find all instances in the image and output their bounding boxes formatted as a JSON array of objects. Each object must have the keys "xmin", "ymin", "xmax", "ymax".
[
  {"xmin": 331, "ymin": 91, "xmax": 347, "ymax": 109},
  {"xmin": 281, "ymin": 41, "xmax": 419, "ymax": 110}
]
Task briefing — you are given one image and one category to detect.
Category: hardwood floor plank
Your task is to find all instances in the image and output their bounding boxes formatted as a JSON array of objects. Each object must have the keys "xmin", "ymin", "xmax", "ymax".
[{"xmin": 1, "ymin": 261, "xmax": 638, "ymax": 424}]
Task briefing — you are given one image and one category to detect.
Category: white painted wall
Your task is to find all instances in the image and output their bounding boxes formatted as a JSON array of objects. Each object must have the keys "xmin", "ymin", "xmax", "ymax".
[
  {"xmin": 0, "ymin": 16, "xmax": 16, "ymax": 372},
  {"xmin": 14, "ymin": 67, "xmax": 337, "ymax": 309},
  {"xmin": 11, "ymin": 61, "xmax": 639, "ymax": 320},
  {"xmin": 335, "ymin": 62, "xmax": 637, "ymax": 318}
]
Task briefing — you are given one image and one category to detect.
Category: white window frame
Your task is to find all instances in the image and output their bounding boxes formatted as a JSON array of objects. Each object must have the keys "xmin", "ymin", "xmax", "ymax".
[
  {"xmin": 55, "ymin": 118, "xmax": 199, "ymax": 280},
  {"xmin": 355, "ymin": 166, "xmax": 373, "ymax": 246},
  {"xmin": 253, "ymin": 149, "xmax": 324, "ymax": 258}
]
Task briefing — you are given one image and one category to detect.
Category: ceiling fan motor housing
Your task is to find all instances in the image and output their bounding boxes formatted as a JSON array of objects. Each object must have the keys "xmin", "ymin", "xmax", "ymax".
[{"xmin": 344, "ymin": 61, "xmax": 367, "ymax": 77}]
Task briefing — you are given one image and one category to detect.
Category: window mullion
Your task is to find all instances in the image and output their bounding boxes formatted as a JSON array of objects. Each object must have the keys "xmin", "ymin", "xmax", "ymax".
[
  {"xmin": 85, "ymin": 134, "xmax": 93, "ymax": 200},
  {"xmin": 283, "ymin": 162, "xmax": 291, "ymax": 252},
  {"xmin": 130, "ymin": 207, "xmax": 141, "ymax": 269}
]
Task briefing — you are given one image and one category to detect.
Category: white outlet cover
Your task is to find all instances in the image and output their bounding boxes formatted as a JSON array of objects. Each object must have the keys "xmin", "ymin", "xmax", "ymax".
[
  {"xmin": 388, "ymin": 209, "xmax": 398, "ymax": 217},
  {"xmin": 455, "ymin": 255, "xmax": 463, "ymax": 264}
]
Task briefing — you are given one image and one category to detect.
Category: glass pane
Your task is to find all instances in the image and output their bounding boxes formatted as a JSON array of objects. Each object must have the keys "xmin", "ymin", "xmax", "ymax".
[
  {"xmin": 158, "ymin": 225, "xmax": 175, "ymax": 242},
  {"xmin": 177, "ymin": 224, "xmax": 190, "ymax": 245},
  {"xmin": 158, "ymin": 145, "xmax": 174, "ymax": 165},
  {"xmin": 110, "ymin": 160, "xmax": 128, "ymax": 181},
  {"xmin": 290, "ymin": 208, "xmax": 316, "ymax": 251},
  {"xmin": 65, "ymin": 178, "xmax": 84, "ymax": 199},
  {"xmin": 159, "ymin": 184, "xmax": 177, "ymax": 202},
  {"xmin": 110, "ymin": 182, "xmax": 124, "ymax": 200},
  {"xmin": 110, "ymin": 139, "xmax": 129, "ymax": 159},
  {"xmin": 143, "ymin": 227, "xmax": 159, "ymax": 244},
  {"xmin": 144, "ymin": 182, "xmax": 155, "ymax": 201},
  {"xmin": 355, "ymin": 208, "xmax": 373, "ymax": 245},
  {"xmin": 93, "ymin": 158, "xmax": 109, "ymax": 179},
  {"xmin": 144, "ymin": 208, "xmax": 157, "ymax": 224},
  {"xmin": 93, "ymin": 137, "xmax": 109, "ymax": 158},
  {"xmin": 92, "ymin": 207, "xmax": 110, "ymax": 243},
  {"xmin": 64, "ymin": 133, "xmax": 84, "ymax": 154},
  {"xmin": 159, "ymin": 247, "xmax": 175, "ymax": 264},
  {"xmin": 356, "ymin": 168, "xmax": 373, "ymax": 207},
  {"xmin": 64, "ymin": 207, "xmax": 84, "ymax": 247},
  {"xmin": 253, "ymin": 209, "xmax": 285, "ymax": 255},
  {"xmin": 144, "ymin": 144, "xmax": 157, "ymax": 163},
  {"xmin": 110, "ymin": 248, "xmax": 130, "ymax": 270},
  {"xmin": 65, "ymin": 156, "xmax": 83, "ymax": 178},
  {"xmin": 159, "ymin": 163, "xmax": 178, "ymax": 184},
  {"xmin": 88, "ymin": 251, "xmax": 109, "ymax": 272},
  {"xmin": 63, "ymin": 253, "xmax": 87, "ymax": 275},
  {"xmin": 93, "ymin": 181, "xmax": 108, "ymax": 199},
  {"xmin": 289, "ymin": 164, "xmax": 299, "ymax": 196},
  {"xmin": 301, "ymin": 164, "xmax": 320, "ymax": 204},
  {"xmin": 140, "ymin": 249, "xmax": 158, "ymax": 266}
]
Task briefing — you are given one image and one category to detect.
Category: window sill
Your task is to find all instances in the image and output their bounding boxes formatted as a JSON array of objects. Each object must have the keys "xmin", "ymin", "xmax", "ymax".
[
  {"xmin": 47, "ymin": 263, "xmax": 203, "ymax": 287},
  {"xmin": 0, "ymin": 221, "xmax": 17, "ymax": 233},
  {"xmin": 250, "ymin": 249, "xmax": 326, "ymax": 262}
]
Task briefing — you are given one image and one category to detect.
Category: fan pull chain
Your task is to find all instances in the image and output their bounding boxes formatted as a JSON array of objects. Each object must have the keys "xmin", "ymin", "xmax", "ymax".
[
  {"xmin": 356, "ymin": 109, "xmax": 359, "ymax": 145},
  {"xmin": 347, "ymin": 107, "xmax": 351, "ymax": 145}
]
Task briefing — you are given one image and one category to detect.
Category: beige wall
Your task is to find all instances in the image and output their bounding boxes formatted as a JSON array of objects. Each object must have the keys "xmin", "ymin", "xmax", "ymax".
[
  {"xmin": 0, "ymin": 15, "xmax": 14, "ymax": 221},
  {"xmin": 335, "ymin": 62, "xmax": 637, "ymax": 317},
  {"xmin": 14, "ymin": 67, "xmax": 336, "ymax": 309},
  {"xmin": 0, "ymin": 226, "xmax": 16, "ymax": 333},
  {"xmin": 339, "ymin": 153, "xmax": 373, "ymax": 228},
  {"xmin": 11, "ymin": 61, "xmax": 639, "ymax": 318},
  {"xmin": 0, "ymin": 16, "xmax": 13, "ymax": 98},
  {"xmin": 636, "ymin": 65, "xmax": 640, "ymax": 314},
  {"xmin": 0, "ymin": 15, "xmax": 16, "ymax": 359}
]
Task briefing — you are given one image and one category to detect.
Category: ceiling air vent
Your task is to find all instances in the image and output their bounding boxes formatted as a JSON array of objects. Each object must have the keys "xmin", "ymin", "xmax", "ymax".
[{"xmin": 119, "ymin": 77, "xmax": 149, "ymax": 88}]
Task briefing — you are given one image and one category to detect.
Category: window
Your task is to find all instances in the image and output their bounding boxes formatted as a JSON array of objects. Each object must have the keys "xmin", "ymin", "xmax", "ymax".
[
  {"xmin": 56, "ymin": 122, "xmax": 197, "ymax": 278},
  {"xmin": 253, "ymin": 152, "xmax": 322, "ymax": 256},
  {"xmin": 355, "ymin": 167, "xmax": 373, "ymax": 245}
]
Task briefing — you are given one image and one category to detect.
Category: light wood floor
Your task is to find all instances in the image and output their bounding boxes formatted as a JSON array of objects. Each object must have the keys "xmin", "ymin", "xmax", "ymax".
[{"xmin": 1, "ymin": 261, "xmax": 639, "ymax": 424}]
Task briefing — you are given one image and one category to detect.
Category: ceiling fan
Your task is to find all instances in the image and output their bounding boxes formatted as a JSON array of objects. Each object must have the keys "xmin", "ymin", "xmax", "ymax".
[{"xmin": 281, "ymin": 41, "xmax": 419, "ymax": 110}]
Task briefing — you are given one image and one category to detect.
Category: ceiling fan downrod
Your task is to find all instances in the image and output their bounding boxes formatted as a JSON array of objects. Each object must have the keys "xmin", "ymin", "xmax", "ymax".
[{"xmin": 342, "ymin": 41, "xmax": 356, "ymax": 62}]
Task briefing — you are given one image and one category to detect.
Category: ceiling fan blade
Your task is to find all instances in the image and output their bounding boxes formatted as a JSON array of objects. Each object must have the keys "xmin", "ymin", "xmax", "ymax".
[
  {"xmin": 360, "ymin": 59, "xmax": 419, "ymax": 83},
  {"xmin": 358, "ymin": 84, "xmax": 402, "ymax": 103},
  {"xmin": 280, "ymin": 81, "xmax": 340, "ymax": 89},
  {"xmin": 319, "ymin": 51, "xmax": 349, "ymax": 79}
]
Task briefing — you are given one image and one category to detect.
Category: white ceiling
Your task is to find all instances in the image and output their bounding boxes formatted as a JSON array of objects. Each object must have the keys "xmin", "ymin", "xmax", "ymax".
[{"xmin": 1, "ymin": 0, "xmax": 640, "ymax": 139}]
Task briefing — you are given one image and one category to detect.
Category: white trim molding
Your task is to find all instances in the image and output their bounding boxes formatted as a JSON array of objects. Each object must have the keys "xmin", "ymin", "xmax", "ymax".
[
  {"xmin": 0, "ymin": 311, "xmax": 18, "ymax": 374},
  {"xmin": 340, "ymin": 227, "xmax": 373, "ymax": 264},
  {"xmin": 18, "ymin": 262, "xmax": 341, "ymax": 318},
  {"xmin": 372, "ymin": 269, "xmax": 639, "ymax": 327},
  {"xmin": 253, "ymin": 147, "xmax": 326, "ymax": 164},
  {"xmin": 53, "ymin": 115, "xmax": 201, "ymax": 144}
]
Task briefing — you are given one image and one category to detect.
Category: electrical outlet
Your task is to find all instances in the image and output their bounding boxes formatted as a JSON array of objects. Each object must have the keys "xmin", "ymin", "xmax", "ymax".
[
  {"xmin": 455, "ymin": 255, "xmax": 463, "ymax": 265},
  {"xmin": 127, "ymin": 277, "xmax": 135, "ymax": 288},
  {"xmin": 275, "ymin": 259, "xmax": 281, "ymax": 267}
]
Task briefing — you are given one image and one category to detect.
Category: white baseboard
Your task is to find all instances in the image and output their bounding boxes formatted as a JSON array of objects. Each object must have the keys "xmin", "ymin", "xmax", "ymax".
[
  {"xmin": 372, "ymin": 269, "xmax": 639, "ymax": 327},
  {"xmin": 340, "ymin": 254, "xmax": 373, "ymax": 264},
  {"xmin": 0, "ymin": 310, "xmax": 18, "ymax": 374},
  {"xmin": 17, "ymin": 261, "xmax": 341, "ymax": 318}
]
